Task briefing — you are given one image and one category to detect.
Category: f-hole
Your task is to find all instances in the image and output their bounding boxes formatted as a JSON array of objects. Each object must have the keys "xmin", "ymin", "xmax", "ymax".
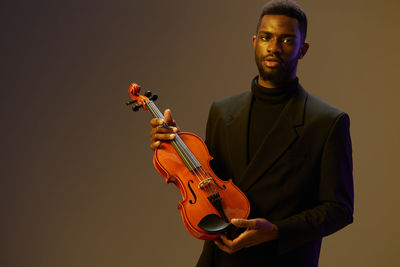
[
  {"xmin": 212, "ymin": 179, "xmax": 227, "ymax": 190},
  {"xmin": 188, "ymin": 180, "xmax": 197, "ymax": 204}
]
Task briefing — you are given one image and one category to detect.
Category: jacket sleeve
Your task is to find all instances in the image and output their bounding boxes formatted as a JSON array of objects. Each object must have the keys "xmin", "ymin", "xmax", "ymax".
[{"xmin": 274, "ymin": 112, "xmax": 354, "ymax": 255}]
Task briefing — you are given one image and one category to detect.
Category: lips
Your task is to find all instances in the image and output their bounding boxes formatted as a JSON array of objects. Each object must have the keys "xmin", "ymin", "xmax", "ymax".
[
  {"xmin": 265, "ymin": 60, "xmax": 280, "ymax": 67},
  {"xmin": 264, "ymin": 57, "xmax": 282, "ymax": 68}
]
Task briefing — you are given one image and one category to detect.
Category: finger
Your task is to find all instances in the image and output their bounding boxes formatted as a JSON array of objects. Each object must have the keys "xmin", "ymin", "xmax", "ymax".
[
  {"xmin": 149, "ymin": 133, "xmax": 176, "ymax": 150},
  {"xmin": 150, "ymin": 118, "xmax": 164, "ymax": 128},
  {"xmin": 220, "ymin": 235, "xmax": 233, "ymax": 245},
  {"xmin": 220, "ymin": 235, "xmax": 243, "ymax": 253},
  {"xmin": 151, "ymin": 126, "xmax": 178, "ymax": 134},
  {"xmin": 164, "ymin": 109, "xmax": 174, "ymax": 124},
  {"xmin": 150, "ymin": 141, "xmax": 161, "ymax": 150},
  {"xmin": 231, "ymin": 218, "xmax": 258, "ymax": 229},
  {"xmin": 149, "ymin": 124, "xmax": 177, "ymax": 151},
  {"xmin": 225, "ymin": 229, "xmax": 253, "ymax": 249},
  {"xmin": 150, "ymin": 117, "xmax": 178, "ymax": 133},
  {"xmin": 164, "ymin": 109, "xmax": 178, "ymax": 127},
  {"xmin": 214, "ymin": 239, "xmax": 236, "ymax": 255},
  {"xmin": 151, "ymin": 133, "xmax": 176, "ymax": 143}
]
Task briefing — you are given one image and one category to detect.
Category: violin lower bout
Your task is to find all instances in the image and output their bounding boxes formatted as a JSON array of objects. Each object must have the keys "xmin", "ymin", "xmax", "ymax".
[{"xmin": 153, "ymin": 132, "xmax": 250, "ymax": 240}]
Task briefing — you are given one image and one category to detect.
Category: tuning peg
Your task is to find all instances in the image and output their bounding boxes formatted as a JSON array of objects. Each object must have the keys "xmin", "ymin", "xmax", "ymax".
[
  {"xmin": 132, "ymin": 104, "xmax": 141, "ymax": 112},
  {"xmin": 150, "ymin": 94, "xmax": 158, "ymax": 101},
  {"xmin": 125, "ymin": 100, "xmax": 137, "ymax": 106},
  {"xmin": 144, "ymin": 91, "xmax": 152, "ymax": 97}
]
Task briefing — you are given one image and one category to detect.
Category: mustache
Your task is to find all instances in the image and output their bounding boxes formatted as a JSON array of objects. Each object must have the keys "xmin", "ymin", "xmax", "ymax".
[{"xmin": 263, "ymin": 55, "xmax": 283, "ymax": 63}]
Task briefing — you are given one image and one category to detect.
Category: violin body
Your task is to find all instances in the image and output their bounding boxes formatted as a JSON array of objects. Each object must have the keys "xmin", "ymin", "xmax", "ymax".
[
  {"xmin": 127, "ymin": 82, "xmax": 250, "ymax": 240},
  {"xmin": 154, "ymin": 132, "xmax": 250, "ymax": 240}
]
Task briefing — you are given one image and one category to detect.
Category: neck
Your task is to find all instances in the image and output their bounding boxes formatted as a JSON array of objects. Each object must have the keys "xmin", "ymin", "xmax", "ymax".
[
  {"xmin": 258, "ymin": 71, "xmax": 297, "ymax": 88},
  {"xmin": 258, "ymin": 77, "xmax": 296, "ymax": 88}
]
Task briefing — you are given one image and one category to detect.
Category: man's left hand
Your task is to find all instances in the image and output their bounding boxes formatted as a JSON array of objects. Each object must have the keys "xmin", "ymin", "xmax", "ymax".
[{"xmin": 214, "ymin": 218, "xmax": 279, "ymax": 254}]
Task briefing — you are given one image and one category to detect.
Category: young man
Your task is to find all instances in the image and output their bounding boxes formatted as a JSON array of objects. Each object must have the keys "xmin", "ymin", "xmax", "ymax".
[{"xmin": 150, "ymin": 1, "xmax": 353, "ymax": 266}]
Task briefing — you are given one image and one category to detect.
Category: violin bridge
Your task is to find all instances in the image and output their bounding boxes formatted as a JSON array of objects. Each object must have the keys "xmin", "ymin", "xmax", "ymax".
[{"xmin": 198, "ymin": 177, "xmax": 213, "ymax": 189}]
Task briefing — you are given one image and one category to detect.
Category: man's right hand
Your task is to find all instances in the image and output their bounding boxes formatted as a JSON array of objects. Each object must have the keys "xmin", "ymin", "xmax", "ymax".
[{"xmin": 149, "ymin": 109, "xmax": 179, "ymax": 150}]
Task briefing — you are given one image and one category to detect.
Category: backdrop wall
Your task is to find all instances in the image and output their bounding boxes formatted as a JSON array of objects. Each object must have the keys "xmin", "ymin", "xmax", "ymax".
[{"xmin": 1, "ymin": 0, "xmax": 399, "ymax": 266}]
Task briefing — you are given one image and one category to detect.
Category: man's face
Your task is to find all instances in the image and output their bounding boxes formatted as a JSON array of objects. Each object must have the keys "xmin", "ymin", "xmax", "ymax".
[{"xmin": 253, "ymin": 14, "xmax": 309, "ymax": 87}]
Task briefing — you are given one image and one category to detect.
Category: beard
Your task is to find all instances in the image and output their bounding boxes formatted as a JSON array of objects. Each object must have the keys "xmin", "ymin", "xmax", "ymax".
[{"xmin": 255, "ymin": 54, "xmax": 298, "ymax": 85}]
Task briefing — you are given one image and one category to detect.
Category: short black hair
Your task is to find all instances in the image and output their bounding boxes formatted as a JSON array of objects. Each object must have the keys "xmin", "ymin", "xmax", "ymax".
[{"xmin": 256, "ymin": 0, "xmax": 308, "ymax": 43}]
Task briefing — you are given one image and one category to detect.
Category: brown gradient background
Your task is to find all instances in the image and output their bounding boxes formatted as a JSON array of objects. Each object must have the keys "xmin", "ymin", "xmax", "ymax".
[{"xmin": 1, "ymin": 0, "xmax": 399, "ymax": 266}]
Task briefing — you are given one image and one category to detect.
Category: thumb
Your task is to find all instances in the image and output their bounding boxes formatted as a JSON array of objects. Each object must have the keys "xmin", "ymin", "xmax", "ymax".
[
  {"xmin": 164, "ymin": 109, "xmax": 174, "ymax": 125},
  {"xmin": 231, "ymin": 218, "xmax": 258, "ymax": 229}
]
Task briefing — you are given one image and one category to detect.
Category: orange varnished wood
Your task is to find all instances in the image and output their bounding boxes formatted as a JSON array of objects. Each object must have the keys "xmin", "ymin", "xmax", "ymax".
[
  {"xmin": 128, "ymin": 82, "xmax": 250, "ymax": 240},
  {"xmin": 154, "ymin": 132, "xmax": 250, "ymax": 240}
]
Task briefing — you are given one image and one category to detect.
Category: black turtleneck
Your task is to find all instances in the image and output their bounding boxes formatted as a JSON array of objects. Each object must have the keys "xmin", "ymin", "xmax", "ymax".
[{"xmin": 247, "ymin": 76, "xmax": 298, "ymax": 162}]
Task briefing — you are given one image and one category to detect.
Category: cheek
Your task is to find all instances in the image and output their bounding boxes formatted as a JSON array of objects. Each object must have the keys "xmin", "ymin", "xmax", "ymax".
[
  {"xmin": 255, "ymin": 44, "xmax": 267, "ymax": 57},
  {"xmin": 254, "ymin": 48, "xmax": 262, "ymax": 60},
  {"xmin": 284, "ymin": 47, "xmax": 301, "ymax": 60}
]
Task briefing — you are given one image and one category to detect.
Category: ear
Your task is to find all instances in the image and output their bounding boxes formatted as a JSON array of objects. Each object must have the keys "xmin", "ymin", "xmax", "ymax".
[
  {"xmin": 298, "ymin": 42, "xmax": 309, "ymax": 59},
  {"xmin": 252, "ymin": 35, "xmax": 257, "ymax": 50}
]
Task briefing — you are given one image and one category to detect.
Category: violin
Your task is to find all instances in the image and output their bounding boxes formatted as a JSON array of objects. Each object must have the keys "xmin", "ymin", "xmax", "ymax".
[{"xmin": 127, "ymin": 82, "xmax": 250, "ymax": 240}]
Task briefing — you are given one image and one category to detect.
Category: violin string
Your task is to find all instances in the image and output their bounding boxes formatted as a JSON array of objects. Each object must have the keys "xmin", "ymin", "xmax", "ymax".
[
  {"xmin": 147, "ymin": 101, "xmax": 215, "ymax": 195},
  {"xmin": 158, "ymin": 115, "xmax": 215, "ymax": 195},
  {"xmin": 197, "ymin": 166, "xmax": 218, "ymax": 195},
  {"xmin": 168, "ymin": 115, "xmax": 219, "ymax": 195},
  {"xmin": 176, "ymin": 131, "xmax": 221, "ymax": 196},
  {"xmin": 144, "ymin": 97, "xmax": 242, "ymax": 224},
  {"xmin": 147, "ymin": 101, "xmax": 202, "ymax": 172},
  {"xmin": 147, "ymin": 100, "xmax": 227, "ymax": 217},
  {"xmin": 173, "ymin": 137, "xmax": 215, "ymax": 196},
  {"xmin": 173, "ymin": 136, "xmax": 218, "ymax": 196}
]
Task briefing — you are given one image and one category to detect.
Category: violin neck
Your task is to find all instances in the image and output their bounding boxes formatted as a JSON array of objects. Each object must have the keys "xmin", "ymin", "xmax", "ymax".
[{"xmin": 145, "ymin": 101, "xmax": 201, "ymax": 171}]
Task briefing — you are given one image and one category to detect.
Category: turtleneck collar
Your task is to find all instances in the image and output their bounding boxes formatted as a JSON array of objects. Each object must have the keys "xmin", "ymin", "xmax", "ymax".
[{"xmin": 251, "ymin": 76, "xmax": 298, "ymax": 104}]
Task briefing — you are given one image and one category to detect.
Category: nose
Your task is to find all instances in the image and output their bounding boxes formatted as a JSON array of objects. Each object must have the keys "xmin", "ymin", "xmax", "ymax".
[{"xmin": 267, "ymin": 38, "xmax": 282, "ymax": 54}]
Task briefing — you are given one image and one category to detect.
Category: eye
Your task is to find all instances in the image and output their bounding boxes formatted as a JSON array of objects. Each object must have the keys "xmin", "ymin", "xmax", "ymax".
[
  {"xmin": 283, "ymin": 38, "xmax": 294, "ymax": 45},
  {"xmin": 260, "ymin": 35, "xmax": 271, "ymax": 41}
]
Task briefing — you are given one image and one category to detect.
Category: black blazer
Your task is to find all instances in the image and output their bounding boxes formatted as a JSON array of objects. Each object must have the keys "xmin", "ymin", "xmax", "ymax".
[{"xmin": 197, "ymin": 84, "xmax": 354, "ymax": 267}]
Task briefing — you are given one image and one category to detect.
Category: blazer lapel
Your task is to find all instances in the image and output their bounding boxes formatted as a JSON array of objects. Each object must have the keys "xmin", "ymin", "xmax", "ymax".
[
  {"xmin": 224, "ymin": 91, "xmax": 252, "ymax": 184},
  {"xmin": 237, "ymin": 85, "xmax": 308, "ymax": 192}
]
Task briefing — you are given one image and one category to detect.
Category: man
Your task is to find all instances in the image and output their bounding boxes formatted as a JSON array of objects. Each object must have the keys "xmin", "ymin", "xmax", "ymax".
[{"xmin": 150, "ymin": 0, "xmax": 354, "ymax": 266}]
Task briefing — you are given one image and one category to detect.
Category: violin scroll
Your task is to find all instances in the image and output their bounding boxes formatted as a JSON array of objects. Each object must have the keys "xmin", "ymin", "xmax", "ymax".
[
  {"xmin": 127, "ymin": 82, "xmax": 158, "ymax": 112},
  {"xmin": 126, "ymin": 81, "xmax": 250, "ymax": 240}
]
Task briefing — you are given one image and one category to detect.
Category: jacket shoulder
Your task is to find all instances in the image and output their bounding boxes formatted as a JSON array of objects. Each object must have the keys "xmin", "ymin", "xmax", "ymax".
[
  {"xmin": 305, "ymin": 92, "xmax": 347, "ymax": 121},
  {"xmin": 210, "ymin": 91, "xmax": 251, "ymax": 121}
]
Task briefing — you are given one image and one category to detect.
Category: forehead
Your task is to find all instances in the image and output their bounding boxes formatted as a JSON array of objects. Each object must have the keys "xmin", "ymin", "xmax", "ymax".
[{"xmin": 258, "ymin": 14, "xmax": 300, "ymax": 35}]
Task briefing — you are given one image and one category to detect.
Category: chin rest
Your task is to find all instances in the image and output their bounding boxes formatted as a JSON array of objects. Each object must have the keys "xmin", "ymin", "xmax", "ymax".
[{"xmin": 197, "ymin": 214, "xmax": 235, "ymax": 234}]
